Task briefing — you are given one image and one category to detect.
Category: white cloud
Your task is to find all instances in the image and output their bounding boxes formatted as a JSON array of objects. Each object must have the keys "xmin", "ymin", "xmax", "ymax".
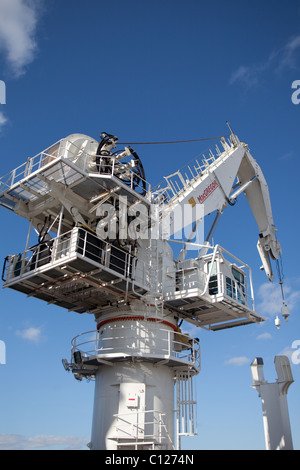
[
  {"xmin": 0, "ymin": 111, "xmax": 8, "ymax": 129},
  {"xmin": 229, "ymin": 35, "xmax": 300, "ymax": 87},
  {"xmin": 16, "ymin": 326, "xmax": 42, "ymax": 343},
  {"xmin": 278, "ymin": 151, "xmax": 295, "ymax": 162},
  {"xmin": 256, "ymin": 279, "xmax": 300, "ymax": 319},
  {"xmin": 277, "ymin": 346, "xmax": 295, "ymax": 364},
  {"xmin": 276, "ymin": 344, "xmax": 300, "ymax": 367},
  {"xmin": 277, "ymin": 35, "xmax": 300, "ymax": 71},
  {"xmin": 0, "ymin": 434, "xmax": 88, "ymax": 450},
  {"xmin": 229, "ymin": 51, "xmax": 275, "ymax": 88},
  {"xmin": 224, "ymin": 356, "xmax": 249, "ymax": 366},
  {"xmin": 229, "ymin": 65, "xmax": 252, "ymax": 86},
  {"xmin": 229, "ymin": 62, "xmax": 269, "ymax": 88},
  {"xmin": 180, "ymin": 321, "xmax": 200, "ymax": 339},
  {"xmin": 0, "ymin": 0, "xmax": 42, "ymax": 77},
  {"xmin": 256, "ymin": 332, "xmax": 272, "ymax": 340}
]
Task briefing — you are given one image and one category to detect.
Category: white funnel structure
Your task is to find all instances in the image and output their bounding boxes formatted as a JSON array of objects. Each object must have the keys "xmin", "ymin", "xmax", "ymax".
[{"xmin": 251, "ymin": 356, "xmax": 294, "ymax": 450}]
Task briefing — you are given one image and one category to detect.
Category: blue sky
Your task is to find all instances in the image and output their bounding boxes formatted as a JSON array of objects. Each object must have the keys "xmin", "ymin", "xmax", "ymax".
[{"xmin": 0, "ymin": 0, "xmax": 299, "ymax": 450}]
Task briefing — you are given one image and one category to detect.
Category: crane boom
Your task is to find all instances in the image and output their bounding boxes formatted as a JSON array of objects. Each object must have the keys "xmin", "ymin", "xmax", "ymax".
[{"xmin": 155, "ymin": 133, "xmax": 281, "ymax": 281}]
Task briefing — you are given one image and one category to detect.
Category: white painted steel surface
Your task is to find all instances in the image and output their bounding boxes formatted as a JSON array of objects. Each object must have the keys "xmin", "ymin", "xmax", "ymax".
[
  {"xmin": 0, "ymin": 130, "xmax": 284, "ymax": 450},
  {"xmin": 251, "ymin": 356, "xmax": 294, "ymax": 450}
]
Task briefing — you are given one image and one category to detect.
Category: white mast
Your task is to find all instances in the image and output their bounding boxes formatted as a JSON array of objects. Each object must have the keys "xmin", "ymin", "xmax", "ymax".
[{"xmin": 251, "ymin": 356, "xmax": 294, "ymax": 450}]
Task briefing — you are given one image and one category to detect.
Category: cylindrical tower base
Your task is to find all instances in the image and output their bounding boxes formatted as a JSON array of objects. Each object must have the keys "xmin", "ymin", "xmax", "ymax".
[
  {"xmin": 68, "ymin": 310, "xmax": 200, "ymax": 450},
  {"xmin": 91, "ymin": 361, "xmax": 175, "ymax": 450}
]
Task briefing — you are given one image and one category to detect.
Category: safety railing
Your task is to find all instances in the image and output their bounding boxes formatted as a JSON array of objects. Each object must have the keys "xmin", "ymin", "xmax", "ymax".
[
  {"xmin": 175, "ymin": 370, "xmax": 197, "ymax": 448},
  {"xmin": 114, "ymin": 409, "xmax": 175, "ymax": 449},
  {"xmin": 95, "ymin": 155, "xmax": 150, "ymax": 197},
  {"xmin": 152, "ymin": 136, "xmax": 233, "ymax": 204},
  {"xmin": 204, "ymin": 244, "xmax": 255, "ymax": 311},
  {"xmin": 0, "ymin": 138, "xmax": 151, "ymax": 199},
  {"xmin": 0, "ymin": 140, "xmax": 63, "ymax": 194},
  {"xmin": 70, "ymin": 325, "xmax": 200, "ymax": 371},
  {"xmin": 172, "ymin": 244, "xmax": 255, "ymax": 311},
  {"xmin": 2, "ymin": 227, "xmax": 149, "ymax": 290}
]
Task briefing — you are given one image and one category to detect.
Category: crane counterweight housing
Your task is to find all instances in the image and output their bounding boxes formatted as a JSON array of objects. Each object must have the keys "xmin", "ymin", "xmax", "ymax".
[{"xmin": 0, "ymin": 128, "xmax": 282, "ymax": 450}]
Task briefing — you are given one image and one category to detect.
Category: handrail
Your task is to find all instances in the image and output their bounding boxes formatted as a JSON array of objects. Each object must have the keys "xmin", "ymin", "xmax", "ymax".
[
  {"xmin": 0, "ymin": 138, "xmax": 152, "ymax": 199},
  {"xmin": 167, "ymin": 242, "xmax": 255, "ymax": 311},
  {"xmin": 0, "ymin": 139, "xmax": 63, "ymax": 193},
  {"xmin": 71, "ymin": 326, "xmax": 200, "ymax": 371},
  {"xmin": 3, "ymin": 226, "xmax": 150, "ymax": 290},
  {"xmin": 151, "ymin": 137, "xmax": 232, "ymax": 203},
  {"xmin": 113, "ymin": 409, "xmax": 175, "ymax": 449}
]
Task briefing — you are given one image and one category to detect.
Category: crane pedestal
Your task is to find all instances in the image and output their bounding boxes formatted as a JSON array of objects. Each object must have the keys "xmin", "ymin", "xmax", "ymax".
[{"xmin": 68, "ymin": 312, "xmax": 200, "ymax": 450}]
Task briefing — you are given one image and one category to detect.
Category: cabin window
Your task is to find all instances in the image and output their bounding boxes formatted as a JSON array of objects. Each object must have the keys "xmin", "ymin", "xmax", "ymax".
[
  {"xmin": 226, "ymin": 267, "xmax": 245, "ymax": 304},
  {"xmin": 208, "ymin": 261, "xmax": 218, "ymax": 295}
]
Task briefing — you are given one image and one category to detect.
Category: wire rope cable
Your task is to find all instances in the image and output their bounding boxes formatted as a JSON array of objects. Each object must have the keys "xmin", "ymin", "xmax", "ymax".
[{"xmin": 117, "ymin": 134, "xmax": 230, "ymax": 145}]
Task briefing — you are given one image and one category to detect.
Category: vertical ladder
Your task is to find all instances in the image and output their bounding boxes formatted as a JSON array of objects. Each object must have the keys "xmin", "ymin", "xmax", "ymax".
[
  {"xmin": 147, "ymin": 237, "xmax": 164, "ymax": 319},
  {"xmin": 175, "ymin": 370, "xmax": 197, "ymax": 450}
]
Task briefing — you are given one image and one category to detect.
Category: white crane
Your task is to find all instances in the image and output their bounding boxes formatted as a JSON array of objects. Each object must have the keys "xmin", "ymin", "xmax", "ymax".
[{"xmin": 0, "ymin": 127, "xmax": 287, "ymax": 450}]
